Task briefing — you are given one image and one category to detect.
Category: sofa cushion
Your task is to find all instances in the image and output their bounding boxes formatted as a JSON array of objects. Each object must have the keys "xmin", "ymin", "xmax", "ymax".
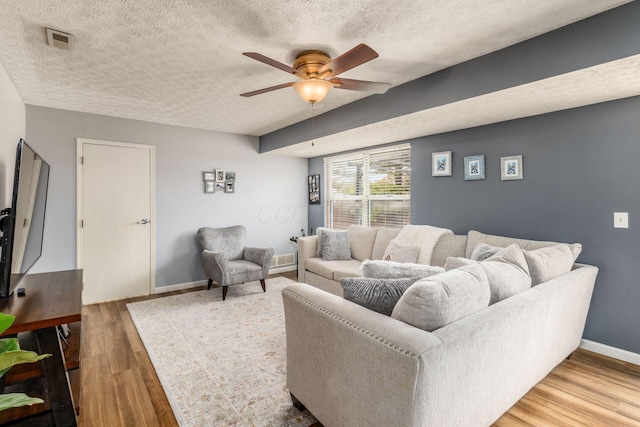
[
  {"xmin": 333, "ymin": 263, "xmax": 365, "ymax": 281},
  {"xmin": 319, "ymin": 229, "xmax": 351, "ymax": 261},
  {"xmin": 348, "ymin": 225, "xmax": 379, "ymax": 261},
  {"xmin": 391, "ymin": 264, "xmax": 490, "ymax": 332},
  {"xmin": 362, "ymin": 259, "xmax": 445, "ymax": 279},
  {"xmin": 305, "ymin": 258, "xmax": 362, "ymax": 281},
  {"xmin": 340, "ymin": 276, "xmax": 425, "ymax": 316},
  {"xmin": 523, "ymin": 244, "xmax": 581, "ymax": 285},
  {"xmin": 394, "ymin": 225, "xmax": 453, "ymax": 265},
  {"xmin": 431, "ymin": 234, "xmax": 468, "ymax": 267},
  {"xmin": 465, "ymin": 230, "xmax": 582, "ymax": 259},
  {"xmin": 383, "ymin": 239, "xmax": 420, "ymax": 263},
  {"xmin": 470, "ymin": 242, "xmax": 504, "ymax": 261},
  {"xmin": 445, "ymin": 244, "xmax": 532, "ymax": 304},
  {"xmin": 371, "ymin": 227, "xmax": 401, "ymax": 260}
]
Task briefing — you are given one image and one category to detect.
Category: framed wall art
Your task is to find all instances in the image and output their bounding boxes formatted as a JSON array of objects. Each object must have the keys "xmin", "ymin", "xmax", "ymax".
[
  {"xmin": 215, "ymin": 182, "xmax": 225, "ymax": 192},
  {"xmin": 308, "ymin": 174, "xmax": 320, "ymax": 204},
  {"xmin": 204, "ymin": 180, "xmax": 215, "ymax": 193},
  {"xmin": 432, "ymin": 151, "xmax": 452, "ymax": 176},
  {"xmin": 464, "ymin": 155, "xmax": 485, "ymax": 181},
  {"xmin": 225, "ymin": 180, "xmax": 235, "ymax": 193},
  {"xmin": 501, "ymin": 155, "xmax": 523, "ymax": 180},
  {"xmin": 215, "ymin": 169, "xmax": 226, "ymax": 182},
  {"xmin": 203, "ymin": 171, "xmax": 215, "ymax": 181}
]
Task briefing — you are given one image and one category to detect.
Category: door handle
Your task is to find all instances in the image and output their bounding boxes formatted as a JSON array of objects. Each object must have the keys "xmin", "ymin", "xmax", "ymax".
[{"xmin": 137, "ymin": 219, "xmax": 150, "ymax": 224}]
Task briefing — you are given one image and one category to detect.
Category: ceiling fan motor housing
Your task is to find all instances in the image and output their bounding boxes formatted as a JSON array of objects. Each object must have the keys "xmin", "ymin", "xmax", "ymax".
[{"xmin": 293, "ymin": 51, "xmax": 331, "ymax": 77}]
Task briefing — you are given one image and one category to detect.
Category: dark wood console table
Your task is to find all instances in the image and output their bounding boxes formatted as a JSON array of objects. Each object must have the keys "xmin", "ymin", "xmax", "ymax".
[{"xmin": 0, "ymin": 269, "xmax": 82, "ymax": 427}]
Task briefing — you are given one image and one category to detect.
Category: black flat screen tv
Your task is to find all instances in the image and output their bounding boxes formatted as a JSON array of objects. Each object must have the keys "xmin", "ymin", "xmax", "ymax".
[{"xmin": 0, "ymin": 139, "xmax": 50, "ymax": 297}]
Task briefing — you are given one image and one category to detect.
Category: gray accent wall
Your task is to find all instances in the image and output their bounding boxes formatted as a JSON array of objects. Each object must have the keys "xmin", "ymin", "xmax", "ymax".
[
  {"xmin": 410, "ymin": 96, "xmax": 640, "ymax": 354},
  {"xmin": 25, "ymin": 106, "xmax": 307, "ymax": 287}
]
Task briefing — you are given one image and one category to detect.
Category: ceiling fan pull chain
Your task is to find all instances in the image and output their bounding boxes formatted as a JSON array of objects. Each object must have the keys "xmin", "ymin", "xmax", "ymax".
[{"xmin": 311, "ymin": 103, "xmax": 315, "ymax": 147}]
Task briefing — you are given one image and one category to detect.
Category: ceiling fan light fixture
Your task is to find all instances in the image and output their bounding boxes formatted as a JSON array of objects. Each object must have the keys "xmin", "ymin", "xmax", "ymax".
[{"xmin": 293, "ymin": 78, "xmax": 333, "ymax": 104}]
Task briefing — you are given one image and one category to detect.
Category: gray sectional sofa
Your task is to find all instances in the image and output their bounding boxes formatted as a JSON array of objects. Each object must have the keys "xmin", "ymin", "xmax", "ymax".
[{"xmin": 284, "ymin": 225, "xmax": 598, "ymax": 427}]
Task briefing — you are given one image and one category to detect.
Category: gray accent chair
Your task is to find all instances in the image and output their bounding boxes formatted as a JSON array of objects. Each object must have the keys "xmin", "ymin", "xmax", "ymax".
[{"xmin": 197, "ymin": 225, "xmax": 274, "ymax": 300}]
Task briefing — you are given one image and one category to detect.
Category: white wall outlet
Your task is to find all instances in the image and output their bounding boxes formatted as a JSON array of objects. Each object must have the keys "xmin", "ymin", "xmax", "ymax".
[{"xmin": 614, "ymin": 212, "xmax": 629, "ymax": 229}]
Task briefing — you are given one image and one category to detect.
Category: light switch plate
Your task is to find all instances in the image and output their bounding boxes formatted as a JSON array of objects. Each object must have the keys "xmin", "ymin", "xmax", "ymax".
[{"xmin": 614, "ymin": 212, "xmax": 629, "ymax": 228}]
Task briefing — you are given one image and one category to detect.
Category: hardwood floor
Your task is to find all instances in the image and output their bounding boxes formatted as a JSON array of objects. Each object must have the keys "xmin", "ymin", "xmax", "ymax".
[{"xmin": 77, "ymin": 272, "xmax": 640, "ymax": 426}]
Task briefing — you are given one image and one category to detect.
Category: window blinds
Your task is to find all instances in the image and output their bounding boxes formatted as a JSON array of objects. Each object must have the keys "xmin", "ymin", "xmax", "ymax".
[{"xmin": 325, "ymin": 144, "xmax": 410, "ymax": 229}]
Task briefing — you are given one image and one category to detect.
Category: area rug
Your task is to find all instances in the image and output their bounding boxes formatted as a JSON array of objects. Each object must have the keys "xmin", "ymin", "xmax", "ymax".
[{"xmin": 127, "ymin": 277, "xmax": 317, "ymax": 427}]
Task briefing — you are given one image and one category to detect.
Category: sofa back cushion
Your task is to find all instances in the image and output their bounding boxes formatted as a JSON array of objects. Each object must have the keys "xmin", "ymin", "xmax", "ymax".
[
  {"xmin": 362, "ymin": 259, "xmax": 445, "ymax": 279},
  {"xmin": 465, "ymin": 230, "xmax": 580, "ymax": 258},
  {"xmin": 431, "ymin": 234, "xmax": 468, "ymax": 267},
  {"xmin": 523, "ymin": 244, "xmax": 581, "ymax": 285},
  {"xmin": 445, "ymin": 245, "xmax": 532, "ymax": 304},
  {"xmin": 371, "ymin": 228, "xmax": 401, "ymax": 260},
  {"xmin": 391, "ymin": 263, "xmax": 490, "ymax": 332},
  {"xmin": 394, "ymin": 225, "xmax": 453, "ymax": 265},
  {"xmin": 347, "ymin": 225, "xmax": 379, "ymax": 261}
]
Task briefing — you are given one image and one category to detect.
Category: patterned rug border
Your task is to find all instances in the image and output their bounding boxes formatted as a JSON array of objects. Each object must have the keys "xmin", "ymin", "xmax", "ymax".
[{"xmin": 127, "ymin": 277, "xmax": 316, "ymax": 427}]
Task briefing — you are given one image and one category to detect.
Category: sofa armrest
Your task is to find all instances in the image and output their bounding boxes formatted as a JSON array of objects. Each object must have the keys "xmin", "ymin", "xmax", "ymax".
[
  {"xmin": 296, "ymin": 235, "xmax": 317, "ymax": 282},
  {"xmin": 282, "ymin": 283, "xmax": 442, "ymax": 427}
]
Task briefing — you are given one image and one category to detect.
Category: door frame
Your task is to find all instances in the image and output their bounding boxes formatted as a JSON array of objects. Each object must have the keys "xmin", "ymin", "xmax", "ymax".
[{"xmin": 76, "ymin": 138, "xmax": 156, "ymax": 294}]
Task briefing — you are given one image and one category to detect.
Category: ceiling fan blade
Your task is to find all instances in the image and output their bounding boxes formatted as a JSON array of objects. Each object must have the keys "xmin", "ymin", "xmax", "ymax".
[
  {"xmin": 240, "ymin": 82, "xmax": 295, "ymax": 97},
  {"xmin": 318, "ymin": 44, "xmax": 379, "ymax": 78},
  {"xmin": 243, "ymin": 52, "xmax": 306, "ymax": 78},
  {"xmin": 329, "ymin": 77, "xmax": 390, "ymax": 94}
]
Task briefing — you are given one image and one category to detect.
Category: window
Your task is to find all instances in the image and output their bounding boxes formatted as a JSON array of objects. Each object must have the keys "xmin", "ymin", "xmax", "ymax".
[{"xmin": 324, "ymin": 144, "xmax": 410, "ymax": 229}]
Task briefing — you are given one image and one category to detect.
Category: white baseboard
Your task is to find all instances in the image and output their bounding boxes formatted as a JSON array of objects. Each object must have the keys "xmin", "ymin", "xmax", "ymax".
[
  {"xmin": 579, "ymin": 339, "xmax": 640, "ymax": 365},
  {"xmin": 269, "ymin": 265, "xmax": 297, "ymax": 275},
  {"xmin": 153, "ymin": 280, "xmax": 207, "ymax": 294}
]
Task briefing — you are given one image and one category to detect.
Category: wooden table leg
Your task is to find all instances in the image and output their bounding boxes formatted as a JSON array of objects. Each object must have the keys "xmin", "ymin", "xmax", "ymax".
[{"xmin": 35, "ymin": 326, "xmax": 77, "ymax": 427}]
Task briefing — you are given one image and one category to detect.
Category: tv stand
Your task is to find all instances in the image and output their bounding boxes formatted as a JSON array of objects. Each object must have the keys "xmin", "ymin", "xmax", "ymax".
[{"xmin": 0, "ymin": 269, "xmax": 82, "ymax": 426}]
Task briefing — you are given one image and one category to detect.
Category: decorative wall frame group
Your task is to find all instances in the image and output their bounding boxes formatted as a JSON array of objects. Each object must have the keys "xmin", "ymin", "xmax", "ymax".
[
  {"xmin": 431, "ymin": 151, "xmax": 524, "ymax": 182},
  {"xmin": 203, "ymin": 169, "xmax": 236, "ymax": 193}
]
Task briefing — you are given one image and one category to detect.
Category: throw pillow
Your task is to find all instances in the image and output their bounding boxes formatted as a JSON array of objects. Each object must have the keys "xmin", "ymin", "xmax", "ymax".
[
  {"xmin": 319, "ymin": 229, "xmax": 351, "ymax": 261},
  {"xmin": 470, "ymin": 242, "xmax": 504, "ymax": 261},
  {"xmin": 523, "ymin": 244, "xmax": 581, "ymax": 285},
  {"xmin": 340, "ymin": 276, "xmax": 425, "ymax": 316},
  {"xmin": 445, "ymin": 244, "xmax": 531, "ymax": 304},
  {"xmin": 382, "ymin": 239, "xmax": 420, "ymax": 263},
  {"xmin": 315, "ymin": 227, "xmax": 328, "ymax": 257},
  {"xmin": 362, "ymin": 259, "xmax": 444, "ymax": 279},
  {"xmin": 391, "ymin": 264, "xmax": 490, "ymax": 332}
]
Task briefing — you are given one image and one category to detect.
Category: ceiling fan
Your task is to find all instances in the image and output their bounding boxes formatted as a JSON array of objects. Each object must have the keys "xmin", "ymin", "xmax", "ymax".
[{"xmin": 240, "ymin": 43, "xmax": 391, "ymax": 104}]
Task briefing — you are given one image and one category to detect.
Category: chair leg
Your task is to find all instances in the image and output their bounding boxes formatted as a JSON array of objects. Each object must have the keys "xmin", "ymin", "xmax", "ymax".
[
  {"xmin": 222, "ymin": 286, "xmax": 228, "ymax": 301},
  {"xmin": 260, "ymin": 279, "xmax": 266, "ymax": 293},
  {"xmin": 207, "ymin": 279, "xmax": 213, "ymax": 290}
]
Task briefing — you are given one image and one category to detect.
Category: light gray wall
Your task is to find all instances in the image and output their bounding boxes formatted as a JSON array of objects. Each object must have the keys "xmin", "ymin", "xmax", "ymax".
[
  {"xmin": 0, "ymin": 62, "xmax": 25, "ymax": 207},
  {"xmin": 25, "ymin": 106, "xmax": 307, "ymax": 287}
]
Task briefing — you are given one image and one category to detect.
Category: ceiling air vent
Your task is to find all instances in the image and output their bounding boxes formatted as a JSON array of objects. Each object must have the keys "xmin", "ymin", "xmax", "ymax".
[{"xmin": 46, "ymin": 28, "xmax": 74, "ymax": 51}]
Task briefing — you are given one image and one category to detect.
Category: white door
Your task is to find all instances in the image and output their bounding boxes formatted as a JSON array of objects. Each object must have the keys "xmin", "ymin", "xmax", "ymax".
[{"xmin": 77, "ymin": 139, "xmax": 155, "ymax": 304}]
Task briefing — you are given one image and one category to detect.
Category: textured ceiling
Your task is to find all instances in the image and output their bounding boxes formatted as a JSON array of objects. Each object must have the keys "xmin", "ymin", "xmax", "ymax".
[{"xmin": 0, "ymin": 0, "xmax": 633, "ymax": 152}]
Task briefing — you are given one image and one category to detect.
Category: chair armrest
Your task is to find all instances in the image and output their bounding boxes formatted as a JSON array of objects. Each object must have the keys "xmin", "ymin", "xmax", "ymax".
[
  {"xmin": 244, "ymin": 247, "xmax": 274, "ymax": 276},
  {"xmin": 296, "ymin": 236, "xmax": 318, "ymax": 283},
  {"xmin": 202, "ymin": 250, "xmax": 229, "ymax": 284}
]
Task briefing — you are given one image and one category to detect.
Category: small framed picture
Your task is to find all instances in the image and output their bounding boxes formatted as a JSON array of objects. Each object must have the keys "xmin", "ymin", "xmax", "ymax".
[
  {"xmin": 203, "ymin": 171, "xmax": 215, "ymax": 181},
  {"xmin": 308, "ymin": 174, "xmax": 320, "ymax": 205},
  {"xmin": 225, "ymin": 172, "xmax": 236, "ymax": 181},
  {"xmin": 204, "ymin": 180, "xmax": 215, "ymax": 193},
  {"xmin": 224, "ymin": 180, "xmax": 235, "ymax": 193},
  {"xmin": 215, "ymin": 182, "xmax": 225, "ymax": 192},
  {"xmin": 464, "ymin": 155, "xmax": 485, "ymax": 181},
  {"xmin": 215, "ymin": 169, "xmax": 226, "ymax": 182},
  {"xmin": 501, "ymin": 155, "xmax": 523, "ymax": 180},
  {"xmin": 432, "ymin": 151, "xmax": 452, "ymax": 176}
]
